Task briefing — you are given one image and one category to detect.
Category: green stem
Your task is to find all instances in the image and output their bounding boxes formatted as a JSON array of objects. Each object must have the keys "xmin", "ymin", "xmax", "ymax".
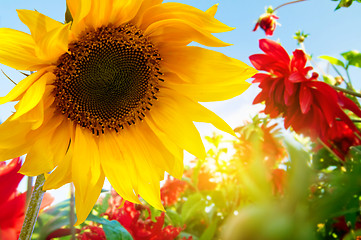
[
  {"xmin": 317, "ymin": 138, "xmax": 343, "ymax": 163},
  {"xmin": 331, "ymin": 85, "xmax": 361, "ymax": 98},
  {"xmin": 345, "ymin": 68, "xmax": 353, "ymax": 89},
  {"xmin": 19, "ymin": 174, "xmax": 46, "ymax": 240}
]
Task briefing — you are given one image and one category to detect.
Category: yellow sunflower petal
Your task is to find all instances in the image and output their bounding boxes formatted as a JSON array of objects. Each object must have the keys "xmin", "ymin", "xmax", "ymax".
[
  {"xmin": 131, "ymin": 0, "xmax": 163, "ymax": 26},
  {"xmin": 145, "ymin": 19, "xmax": 231, "ymax": 47},
  {"xmin": 72, "ymin": 126, "xmax": 102, "ymax": 202},
  {"xmin": 108, "ymin": 0, "xmax": 143, "ymax": 27},
  {"xmin": 140, "ymin": 2, "xmax": 233, "ymax": 33},
  {"xmin": 0, "ymin": 28, "xmax": 42, "ymax": 70},
  {"xmin": 138, "ymin": 122, "xmax": 184, "ymax": 179},
  {"xmin": 0, "ymin": 67, "xmax": 53, "ymax": 105},
  {"xmin": 19, "ymin": 112, "xmax": 65, "ymax": 176},
  {"xmin": 159, "ymin": 88, "xmax": 236, "ymax": 136},
  {"xmin": 161, "ymin": 46, "xmax": 256, "ymax": 84},
  {"xmin": 206, "ymin": 4, "xmax": 219, "ymax": 17},
  {"xmin": 0, "ymin": 117, "xmax": 33, "ymax": 161},
  {"xmin": 74, "ymin": 170, "xmax": 105, "ymax": 225},
  {"xmin": 99, "ymin": 131, "xmax": 140, "ymax": 203},
  {"xmin": 17, "ymin": 9, "xmax": 63, "ymax": 43},
  {"xmin": 66, "ymin": 0, "xmax": 91, "ymax": 36},
  {"xmin": 50, "ymin": 120, "xmax": 72, "ymax": 167},
  {"xmin": 164, "ymin": 73, "xmax": 251, "ymax": 102},
  {"xmin": 11, "ymin": 73, "xmax": 49, "ymax": 120},
  {"xmin": 123, "ymin": 127, "xmax": 164, "ymax": 210},
  {"xmin": 66, "ymin": 0, "xmax": 91, "ymax": 25},
  {"xmin": 19, "ymin": 133, "xmax": 56, "ymax": 176},
  {"xmin": 43, "ymin": 141, "xmax": 74, "ymax": 190},
  {"xmin": 35, "ymin": 23, "xmax": 70, "ymax": 63},
  {"xmin": 146, "ymin": 101, "xmax": 206, "ymax": 159}
]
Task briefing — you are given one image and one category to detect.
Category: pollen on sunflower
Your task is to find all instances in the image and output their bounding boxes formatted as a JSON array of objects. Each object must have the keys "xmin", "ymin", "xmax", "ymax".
[{"xmin": 0, "ymin": 0, "xmax": 257, "ymax": 225}]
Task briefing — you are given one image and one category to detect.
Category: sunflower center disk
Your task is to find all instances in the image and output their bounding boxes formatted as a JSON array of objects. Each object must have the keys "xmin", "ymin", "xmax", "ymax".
[{"xmin": 53, "ymin": 24, "xmax": 163, "ymax": 135}]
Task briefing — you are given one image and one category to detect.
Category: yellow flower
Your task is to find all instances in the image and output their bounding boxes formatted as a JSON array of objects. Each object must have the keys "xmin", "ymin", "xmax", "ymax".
[{"xmin": 0, "ymin": 0, "xmax": 256, "ymax": 224}]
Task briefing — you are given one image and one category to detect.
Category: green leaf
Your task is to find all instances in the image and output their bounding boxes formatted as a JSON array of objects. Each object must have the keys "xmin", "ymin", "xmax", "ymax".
[
  {"xmin": 181, "ymin": 193, "xmax": 206, "ymax": 223},
  {"xmin": 103, "ymin": 221, "xmax": 133, "ymax": 240},
  {"xmin": 94, "ymin": 193, "xmax": 111, "ymax": 215},
  {"xmin": 319, "ymin": 55, "xmax": 345, "ymax": 68},
  {"xmin": 164, "ymin": 209, "xmax": 183, "ymax": 226},
  {"xmin": 341, "ymin": 50, "xmax": 361, "ymax": 68},
  {"xmin": 86, "ymin": 214, "xmax": 133, "ymax": 240},
  {"xmin": 199, "ymin": 219, "xmax": 219, "ymax": 240}
]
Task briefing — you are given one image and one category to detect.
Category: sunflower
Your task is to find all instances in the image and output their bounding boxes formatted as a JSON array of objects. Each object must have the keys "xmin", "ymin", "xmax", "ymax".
[{"xmin": 0, "ymin": 0, "xmax": 256, "ymax": 224}]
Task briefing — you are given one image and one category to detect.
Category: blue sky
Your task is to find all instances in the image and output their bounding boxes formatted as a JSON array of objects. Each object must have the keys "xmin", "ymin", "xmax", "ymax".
[{"xmin": 0, "ymin": 0, "xmax": 360, "ymax": 202}]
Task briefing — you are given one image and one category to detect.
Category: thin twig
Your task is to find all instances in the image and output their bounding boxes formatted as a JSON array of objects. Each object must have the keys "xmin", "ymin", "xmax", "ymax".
[
  {"xmin": 331, "ymin": 85, "xmax": 361, "ymax": 98},
  {"xmin": 273, "ymin": 0, "xmax": 307, "ymax": 11},
  {"xmin": 19, "ymin": 174, "xmax": 46, "ymax": 240},
  {"xmin": 317, "ymin": 138, "xmax": 343, "ymax": 163},
  {"xmin": 1, "ymin": 70, "xmax": 17, "ymax": 85},
  {"xmin": 335, "ymin": 118, "xmax": 361, "ymax": 123},
  {"xmin": 354, "ymin": 132, "xmax": 361, "ymax": 142}
]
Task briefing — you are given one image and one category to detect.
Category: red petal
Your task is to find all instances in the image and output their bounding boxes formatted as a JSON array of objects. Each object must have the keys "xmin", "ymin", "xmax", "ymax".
[
  {"xmin": 259, "ymin": 39, "xmax": 290, "ymax": 64},
  {"xmin": 249, "ymin": 54, "xmax": 277, "ymax": 71},
  {"xmin": 252, "ymin": 73, "xmax": 271, "ymax": 83},
  {"xmin": 290, "ymin": 49, "xmax": 307, "ymax": 71},
  {"xmin": 299, "ymin": 84, "xmax": 313, "ymax": 114},
  {"xmin": 289, "ymin": 72, "xmax": 305, "ymax": 83},
  {"xmin": 252, "ymin": 23, "xmax": 259, "ymax": 32},
  {"xmin": 337, "ymin": 92, "xmax": 361, "ymax": 118}
]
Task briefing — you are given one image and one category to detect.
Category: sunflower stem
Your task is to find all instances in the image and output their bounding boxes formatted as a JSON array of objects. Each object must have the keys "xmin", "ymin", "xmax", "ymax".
[
  {"xmin": 19, "ymin": 174, "xmax": 46, "ymax": 240},
  {"xmin": 25, "ymin": 176, "xmax": 33, "ymax": 207}
]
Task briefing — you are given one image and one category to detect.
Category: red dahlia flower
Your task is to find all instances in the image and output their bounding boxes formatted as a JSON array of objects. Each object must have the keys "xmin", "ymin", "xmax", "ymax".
[
  {"xmin": 104, "ymin": 192, "xmax": 184, "ymax": 240},
  {"xmin": 250, "ymin": 39, "xmax": 361, "ymax": 158},
  {"xmin": 253, "ymin": 11, "xmax": 279, "ymax": 36},
  {"xmin": 77, "ymin": 226, "xmax": 106, "ymax": 240},
  {"xmin": 161, "ymin": 176, "xmax": 187, "ymax": 207},
  {"xmin": 0, "ymin": 158, "xmax": 25, "ymax": 240}
]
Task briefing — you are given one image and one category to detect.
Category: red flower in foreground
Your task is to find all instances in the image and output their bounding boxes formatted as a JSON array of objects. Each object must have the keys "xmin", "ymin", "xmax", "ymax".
[
  {"xmin": 0, "ymin": 158, "xmax": 25, "ymax": 240},
  {"xmin": 0, "ymin": 158, "xmax": 54, "ymax": 240},
  {"xmin": 99, "ymin": 191, "xmax": 185, "ymax": 240},
  {"xmin": 161, "ymin": 176, "xmax": 187, "ymax": 207},
  {"xmin": 77, "ymin": 226, "xmax": 106, "ymax": 240},
  {"xmin": 253, "ymin": 10, "xmax": 279, "ymax": 36},
  {"xmin": 250, "ymin": 39, "xmax": 361, "ymax": 158}
]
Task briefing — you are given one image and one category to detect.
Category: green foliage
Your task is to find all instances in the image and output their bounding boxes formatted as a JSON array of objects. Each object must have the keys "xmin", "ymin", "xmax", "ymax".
[
  {"xmin": 33, "ymin": 200, "xmax": 72, "ymax": 240},
  {"xmin": 342, "ymin": 50, "xmax": 361, "ymax": 68},
  {"xmin": 332, "ymin": 0, "xmax": 361, "ymax": 10}
]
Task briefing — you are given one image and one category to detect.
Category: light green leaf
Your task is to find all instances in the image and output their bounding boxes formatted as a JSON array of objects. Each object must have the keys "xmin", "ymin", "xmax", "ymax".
[{"xmin": 319, "ymin": 55, "xmax": 345, "ymax": 68}]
